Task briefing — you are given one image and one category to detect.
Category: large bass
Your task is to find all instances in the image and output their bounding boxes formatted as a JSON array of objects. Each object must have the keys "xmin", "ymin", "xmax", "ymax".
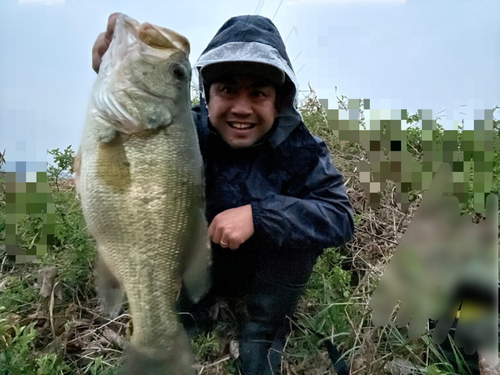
[{"xmin": 74, "ymin": 14, "xmax": 210, "ymax": 374}]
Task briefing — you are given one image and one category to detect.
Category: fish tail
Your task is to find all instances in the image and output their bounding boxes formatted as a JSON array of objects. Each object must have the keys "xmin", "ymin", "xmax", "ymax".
[
  {"xmin": 95, "ymin": 254, "xmax": 124, "ymax": 318},
  {"xmin": 120, "ymin": 328, "xmax": 196, "ymax": 375}
]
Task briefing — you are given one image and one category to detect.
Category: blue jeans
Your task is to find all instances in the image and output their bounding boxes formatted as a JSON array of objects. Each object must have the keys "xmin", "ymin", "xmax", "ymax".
[{"xmin": 178, "ymin": 243, "xmax": 321, "ymax": 375}]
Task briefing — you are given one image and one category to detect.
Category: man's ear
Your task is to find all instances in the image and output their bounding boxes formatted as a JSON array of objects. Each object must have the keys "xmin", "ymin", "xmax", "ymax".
[
  {"xmin": 274, "ymin": 91, "xmax": 284, "ymax": 114},
  {"xmin": 203, "ymin": 82, "xmax": 211, "ymax": 104}
]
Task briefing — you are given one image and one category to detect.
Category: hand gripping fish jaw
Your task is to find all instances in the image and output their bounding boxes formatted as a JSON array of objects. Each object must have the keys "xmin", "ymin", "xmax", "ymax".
[{"xmin": 91, "ymin": 14, "xmax": 193, "ymax": 141}]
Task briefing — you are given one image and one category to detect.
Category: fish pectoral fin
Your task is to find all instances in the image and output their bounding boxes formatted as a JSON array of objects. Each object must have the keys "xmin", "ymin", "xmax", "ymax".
[
  {"xmin": 181, "ymin": 215, "xmax": 212, "ymax": 303},
  {"xmin": 181, "ymin": 242, "xmax": 211, "ymax": 303},
  {"xmin": 120, "ymin": 330, "xmax": 195, "ymax": 375},
  {"xmin": 95, "ymin": 254, "xmax": 125, "ymax": 318},
  {"xmin": 98, "ymin": 125, "xmax": 118, "ymax": 143}
]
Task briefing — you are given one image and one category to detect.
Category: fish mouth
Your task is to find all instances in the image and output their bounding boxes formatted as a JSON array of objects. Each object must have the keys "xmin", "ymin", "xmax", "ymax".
[
  {"xmin": 227, "ymin": 122, "xmax": 256, "ymax": 130},
  {"xmin": 137, "ymin": 22, "xmax": 190, "ymax": 54}
]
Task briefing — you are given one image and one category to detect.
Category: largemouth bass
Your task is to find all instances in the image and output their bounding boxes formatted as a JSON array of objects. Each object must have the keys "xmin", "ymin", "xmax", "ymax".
[{"xmin": 75, "ymin": 14, "xmax": 210, "ymax": 374}]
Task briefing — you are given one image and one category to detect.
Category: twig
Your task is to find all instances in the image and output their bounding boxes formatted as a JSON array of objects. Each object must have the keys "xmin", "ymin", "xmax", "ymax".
[
  {"xmin": 49, "ymin": 280, "xmax": 58, "ymax": 338},
  {"xmin": 66, "ymin": 313, "xmax": 130, "ymax": 344},
  {"xmin": 355, "ymin": 227, "xmax": 400, "ymax": 245}
]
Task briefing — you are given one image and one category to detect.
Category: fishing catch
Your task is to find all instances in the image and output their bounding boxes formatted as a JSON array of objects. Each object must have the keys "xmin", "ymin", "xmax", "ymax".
[{"xmin": 74, "ymin": 14, "xmax": 210, "ymax": 374}]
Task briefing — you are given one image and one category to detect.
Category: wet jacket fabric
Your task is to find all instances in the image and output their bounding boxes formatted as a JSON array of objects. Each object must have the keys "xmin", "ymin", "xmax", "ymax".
[
  {"xmin": 191, "ymin": 15, "xmax": 354, "ymax": 288},
  {"xmin": 192, "ymin": 105, "xmax": 354, "ymax": 254}
]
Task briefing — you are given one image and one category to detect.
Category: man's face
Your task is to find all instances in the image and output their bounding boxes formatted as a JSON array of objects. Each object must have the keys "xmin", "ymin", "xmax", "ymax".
[{"xmin": 207, "ymin": 75, "xmax": 278, "ymax": 149}]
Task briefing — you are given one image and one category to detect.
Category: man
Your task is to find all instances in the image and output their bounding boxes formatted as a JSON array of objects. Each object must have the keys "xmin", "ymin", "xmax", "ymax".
[{"xmin": 92, "ymin": 13, "xmax": 354, "ymax": 375}]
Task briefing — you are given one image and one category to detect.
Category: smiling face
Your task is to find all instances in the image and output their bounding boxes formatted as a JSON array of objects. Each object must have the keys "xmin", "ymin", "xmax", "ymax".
[{"xmin": 207, "ymin": 76, "xmax": 278, "ymax": 149}]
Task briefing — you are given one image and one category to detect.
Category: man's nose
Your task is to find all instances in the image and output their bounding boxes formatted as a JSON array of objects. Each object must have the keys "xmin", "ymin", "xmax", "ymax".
[{"xmin": 230, "ymin": 95, "xmax": 253, "ymax": 116}]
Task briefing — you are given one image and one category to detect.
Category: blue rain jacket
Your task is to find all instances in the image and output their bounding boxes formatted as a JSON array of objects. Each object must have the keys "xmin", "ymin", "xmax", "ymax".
[{"xmin": 192, "ymin": 15, "xmax": 354, "ymax": 256}]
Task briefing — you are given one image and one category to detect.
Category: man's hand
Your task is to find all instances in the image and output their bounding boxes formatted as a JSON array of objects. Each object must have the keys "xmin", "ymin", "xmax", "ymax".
[
  {"xmin": 208, "ymin": 205, "xmax": 254, "ymax": 250},
  {"xmin": 92, "ymin": 13, "xmax": 121, "ymax": 73}
]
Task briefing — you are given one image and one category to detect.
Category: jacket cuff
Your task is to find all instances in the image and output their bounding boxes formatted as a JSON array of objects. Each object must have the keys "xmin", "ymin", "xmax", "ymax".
[{"xmin": 250, "ymin": 201, "xmax": 264, "ymax": 236}]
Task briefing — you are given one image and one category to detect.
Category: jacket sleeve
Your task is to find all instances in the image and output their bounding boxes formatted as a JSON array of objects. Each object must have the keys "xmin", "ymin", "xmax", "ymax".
[
  {"xmin": 191, "ymin": 105, "xmax": 208, "ymax": 162},
  {"xmin": 250, "ymin": 137, "xmax": 354, "ymax": 251}
]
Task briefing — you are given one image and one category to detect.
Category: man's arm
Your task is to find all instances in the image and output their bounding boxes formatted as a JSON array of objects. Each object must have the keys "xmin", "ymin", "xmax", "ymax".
[{"xmin": 251, "ymin": 137, "xmax": 354, "ymax": 251}]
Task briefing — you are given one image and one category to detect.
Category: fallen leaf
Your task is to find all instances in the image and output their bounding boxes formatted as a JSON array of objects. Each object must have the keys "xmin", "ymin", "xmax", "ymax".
[
  {"xmin": 229, "ymin": 339, "xmax": 240, "ymax": 360},
  {"xmin": 37, "ymin": 266, "xmax": 58, "ymax": 298},
  {"xmin": 27, "ymin": 310, "xmax": 47, "ymax": 328},
  {"xmin": 479, "ymin": 354, "xmax": 500, "ymax": 375},
  {"xmin": 102, "ymin": 327, "xmax": 124, "ymax": 348},
  {"xmin": 5, "ymin": 313, "xmax": 22, "ymax": 325},
  {"xmin": 0, "ymin": 277, "xmax": 10, "ymax": 292}
]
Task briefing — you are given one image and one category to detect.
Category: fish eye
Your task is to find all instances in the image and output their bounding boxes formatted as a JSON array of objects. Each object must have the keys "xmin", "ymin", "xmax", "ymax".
[{"xmin": 171, "ymin": 64, "xmax": 187, "ymax": 80}]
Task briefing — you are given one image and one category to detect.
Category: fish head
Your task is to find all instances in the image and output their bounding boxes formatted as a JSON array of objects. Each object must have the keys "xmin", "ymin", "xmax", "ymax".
[{"xmin": 102, "ymin": 15, "xmax": 193, "ymax": 132}]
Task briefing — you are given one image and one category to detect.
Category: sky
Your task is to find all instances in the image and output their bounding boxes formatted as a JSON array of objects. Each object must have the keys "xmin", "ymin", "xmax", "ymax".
[{"xmin": 0, "ymin": 0, "xmax": 499, "ymax": 164}]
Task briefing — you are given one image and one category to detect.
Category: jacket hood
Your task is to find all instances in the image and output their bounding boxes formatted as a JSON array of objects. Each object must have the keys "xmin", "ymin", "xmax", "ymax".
[{"xmin": 193, "ymin": 15, "xmax": 303, "ymax": 148}]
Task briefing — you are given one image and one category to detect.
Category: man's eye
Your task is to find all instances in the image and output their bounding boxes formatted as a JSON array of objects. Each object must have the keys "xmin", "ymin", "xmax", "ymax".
[
  {"xmin": 220, "ymin": 87, "xmax": 235, "ymax": 94},
  {"xmin": 251, "ymin": 90, "xmax": 267, "ymax": 98}
]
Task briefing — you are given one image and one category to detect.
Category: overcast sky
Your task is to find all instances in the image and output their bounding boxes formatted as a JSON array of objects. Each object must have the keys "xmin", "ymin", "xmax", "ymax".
[{"xmin": 1, "ymin": 0, "xmax": 499, "ymax": 163}]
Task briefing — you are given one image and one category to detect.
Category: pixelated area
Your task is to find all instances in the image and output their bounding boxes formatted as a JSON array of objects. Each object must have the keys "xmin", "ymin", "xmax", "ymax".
[
  {"xmin": 316, "ymin": 97, "xmax": 499, "ymax": 365},
  {"xmin": 368, "ymin": 163, "xmax": 498, "ymax": 366},
  {"xmin": 4, "ymin": 161, "xmax": 56, "ymax": 263},
  {"xmin": 321, "ymin": 98, "xmax": 495, "ymax": 213}
]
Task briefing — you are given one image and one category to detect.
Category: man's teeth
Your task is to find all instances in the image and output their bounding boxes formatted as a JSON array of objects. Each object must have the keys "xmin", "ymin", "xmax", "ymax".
[{"xmin": 230, "ymin": 123, "xmax": 253, "ymax": 129}]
